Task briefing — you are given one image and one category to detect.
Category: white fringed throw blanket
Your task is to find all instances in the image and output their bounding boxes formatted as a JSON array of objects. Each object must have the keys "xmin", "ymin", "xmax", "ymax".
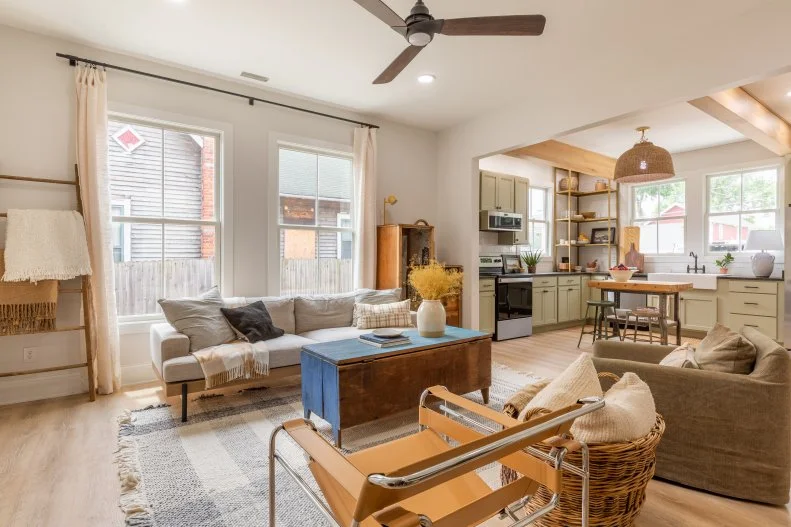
[
  {"xmin": 2, "ymin": 209, "xmax": 92, "ymax": 282},
  {"xmin": 192, "ymin": 340, "xmax": 270, "ymax": 389}
]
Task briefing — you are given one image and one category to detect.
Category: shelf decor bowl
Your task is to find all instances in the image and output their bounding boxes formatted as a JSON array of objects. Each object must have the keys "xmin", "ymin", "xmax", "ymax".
[
  {"xmin": 581, "ymin": 211, "xmax": 596, "ymax": 219},
  {"xmin": 609, "ymin": 269, "xmax": 634, "ymax": 282}
]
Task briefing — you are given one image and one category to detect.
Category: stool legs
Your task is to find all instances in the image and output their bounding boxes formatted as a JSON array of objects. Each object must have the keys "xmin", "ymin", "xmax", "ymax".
[{"xmin": 577, "ymin": 304, "xmax": 593, "ymax": 347}]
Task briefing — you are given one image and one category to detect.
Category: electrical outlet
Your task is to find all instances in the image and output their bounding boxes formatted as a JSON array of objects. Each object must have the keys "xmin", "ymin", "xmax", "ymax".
[{"xmin": 23, "ymin": 347, "xmax": 36, "ymax": 363}]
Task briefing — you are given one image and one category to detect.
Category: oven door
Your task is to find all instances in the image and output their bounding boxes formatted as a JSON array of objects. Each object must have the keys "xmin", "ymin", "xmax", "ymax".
[{"xmin": 496, "ymin": 277, "xmax": 533, "ymax": 340}]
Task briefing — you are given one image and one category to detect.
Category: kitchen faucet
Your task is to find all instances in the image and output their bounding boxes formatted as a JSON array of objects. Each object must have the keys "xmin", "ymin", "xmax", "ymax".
[{"xmin": 687, "ymin": 252, "xmax": 705, "ymax": 274}]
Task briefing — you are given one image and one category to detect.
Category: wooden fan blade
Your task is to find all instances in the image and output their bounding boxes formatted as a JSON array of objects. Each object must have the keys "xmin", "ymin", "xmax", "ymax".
[
  {"xmin": 352, "ymin": 0, "xmax": 405, "ymax": 30},
  {"xmin": 373, "ymin": 46, "xmax": 423, "ymax": 84},
  {"xmin": 439, "ymin": 15, "xmax": 546, "ymax": 36}
]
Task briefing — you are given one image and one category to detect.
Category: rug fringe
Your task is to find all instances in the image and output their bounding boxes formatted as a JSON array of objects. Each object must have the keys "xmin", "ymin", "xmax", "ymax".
[{"xmin": 117, "ymin": 410, "xmax": 154, "ymax": 526}]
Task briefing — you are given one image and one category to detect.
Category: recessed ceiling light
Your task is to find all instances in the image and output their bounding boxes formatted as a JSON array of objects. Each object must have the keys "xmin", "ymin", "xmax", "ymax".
[
  {"xmin": 240, "ymin": 71, "xmax": 270, "ymax": 83},
  {"xmin": 786, "ymin": 90, "xmax": 791, "ymax": 97},
  {"xmin": 417, "ymin": 74, "xmax": 436, "ymax": 85}
]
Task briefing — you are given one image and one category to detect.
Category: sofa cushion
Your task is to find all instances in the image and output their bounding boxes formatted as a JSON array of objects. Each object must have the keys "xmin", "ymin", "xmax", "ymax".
[
  {"xmin": 659, "ymin": 343, "xmax": 700, "ymax": 369},
  {"xmin": 161, "ymin": 333, "xmax": 314, "ymax": 383},
  {"xmin": 242, "ymin": 297, "xmax": 296, "ymax": 335},
  {"xmin": 742, "ymin": 326, "xmax": 790, "ymax": 383},
  {"xmin": 294, "ymin": 293, "xmax": 357, "ymax": 334},
  {"xmin": 694, "ymin": 323, "xmax": 757, "ymax": 374},
  {"xmin": 221, "ymin": 301, "xmax": 285, "ymax": 343},
  {"xmin": 158, "ymin": 286, "xmax": 235, "ymax": 352},
  {"xmin": 352, "ymin": 288, "xmax": 402, "ymax": 326},
  {"xmin": 570, "ymin": 372, "xmax": 656, "ymax": 443},
  {"xmin": 524, "ymin": 354, "xmax": 603, "ymax": 416}
]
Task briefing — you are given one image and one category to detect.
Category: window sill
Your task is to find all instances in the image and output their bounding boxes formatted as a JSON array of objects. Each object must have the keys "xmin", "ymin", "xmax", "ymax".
[{"xmin": 119, "ymin": 316, "xmax": 165, "ymax": 335}]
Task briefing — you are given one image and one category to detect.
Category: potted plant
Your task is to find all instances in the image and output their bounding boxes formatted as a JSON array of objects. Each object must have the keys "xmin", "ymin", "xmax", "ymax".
[
  {"xmin": 409, "ymin": 261, "xmax": 463, "ymax": 337},
  {"xmin": 520, "ymin": 250, "xmax": 542, "ymax": 274},
  {"xmin": 715, "ymin": 252, "xmax": 734, "ymax": 274}
]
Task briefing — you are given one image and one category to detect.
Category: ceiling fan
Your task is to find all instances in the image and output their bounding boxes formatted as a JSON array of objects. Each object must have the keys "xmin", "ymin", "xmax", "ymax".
[{"xmin": 353, "ymin": 0, "xmax": 547, "ymax": 84}]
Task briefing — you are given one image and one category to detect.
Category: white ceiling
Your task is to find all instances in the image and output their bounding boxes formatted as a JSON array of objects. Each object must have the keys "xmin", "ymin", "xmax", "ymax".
[
  {"xmin": 0, "ymin": 0, "xmax": 770, "ymax": 131},
  {"xmin": 560, "ymin": 103, "xmax": 747, "ymax": 157},
  {"xmin": 744, "ymin": 71, "xmax": 791, "ymax": 124}
]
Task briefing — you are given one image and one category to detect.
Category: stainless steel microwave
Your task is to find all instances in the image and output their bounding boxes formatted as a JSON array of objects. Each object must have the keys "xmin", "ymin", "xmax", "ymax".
[{"xmin": 479, "ymin": 210, "xmax": 523, "ymax": 232}]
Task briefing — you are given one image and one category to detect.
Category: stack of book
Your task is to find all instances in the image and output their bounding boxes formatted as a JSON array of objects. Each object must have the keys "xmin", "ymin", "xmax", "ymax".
[{"xmin": 358, "ymin": 333, "xmax": 411, "ymax": 348}]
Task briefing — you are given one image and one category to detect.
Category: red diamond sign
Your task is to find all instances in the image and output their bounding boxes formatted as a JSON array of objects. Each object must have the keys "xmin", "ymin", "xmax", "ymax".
[{"xmin": 112, "ymin": 125, "xmax": 145, "ymax": 153}]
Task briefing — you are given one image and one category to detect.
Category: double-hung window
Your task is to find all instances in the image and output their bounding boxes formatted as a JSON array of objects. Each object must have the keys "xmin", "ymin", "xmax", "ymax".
[
  {"xmin": 631, "ymin": 180, "xmax": 686, "ymax": 254},
  {"xmin": 108, "ymin": 118, "xmax": 221, "ymax": 318},
  {"xmin": 528, "ymin": 187, "xmax": 549, "ymax": 253},
  {"xmin": 277, "ymin": 145, "xmax": 355, "ymax": 296},
  {"xmin": 706, "ymin": 167, "xmax": 780, "ymax": 253}
]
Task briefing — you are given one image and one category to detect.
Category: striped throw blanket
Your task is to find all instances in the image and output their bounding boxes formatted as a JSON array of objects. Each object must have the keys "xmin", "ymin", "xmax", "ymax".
[{"xmin": 192, "ymin": 340, "xmax": 270, "ymax": 390}]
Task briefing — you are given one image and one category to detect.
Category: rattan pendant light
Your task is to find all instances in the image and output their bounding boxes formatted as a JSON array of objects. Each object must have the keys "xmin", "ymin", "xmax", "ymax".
[{"xmin": 614, "ymin": 126, "xmax": 675, "ymax": 183}]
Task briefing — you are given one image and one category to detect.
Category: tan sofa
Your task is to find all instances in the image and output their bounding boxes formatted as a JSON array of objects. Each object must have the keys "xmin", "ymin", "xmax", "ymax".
[
  {"xmin": 150, "ymin": 289, "xmax": 411, "ymax": 421},
  {"xmin": 592, "ymin": 327, "xmax": 790, "ymax": 505}
]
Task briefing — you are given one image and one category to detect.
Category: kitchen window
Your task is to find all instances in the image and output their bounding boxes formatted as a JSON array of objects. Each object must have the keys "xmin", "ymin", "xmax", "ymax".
[
  {"xmin": 108, "ymin": 117, "xmax": 222, "ymax": 318},
  {"xmin": 706, "ymin": 167, "xmax": 780, "ymax": 253},
  {"xmin": 528, "ymin": 186, "xmax": 550, "ymax": 254},
  {"xmin": 278, "ymin": 145, "xmax": 355, "ymax": 296},
  {"xmin": 631, "ymin": 180, "xmax": 686, "ymax": 254}
]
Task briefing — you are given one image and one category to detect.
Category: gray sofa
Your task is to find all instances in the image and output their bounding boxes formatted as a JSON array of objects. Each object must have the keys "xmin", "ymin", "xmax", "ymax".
[
  {"xmin": 592, "ymin": 327, "xmax": 791, "ymax": 505},
  {"xmin": 150, "ymin": 289, "xmax": 410, "ymax": 421}
]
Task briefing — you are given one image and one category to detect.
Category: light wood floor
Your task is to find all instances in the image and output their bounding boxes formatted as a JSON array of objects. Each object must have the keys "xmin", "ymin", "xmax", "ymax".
[{"xmin": 0, "ymin": 327, "xmax": 788, "ymax": 527}]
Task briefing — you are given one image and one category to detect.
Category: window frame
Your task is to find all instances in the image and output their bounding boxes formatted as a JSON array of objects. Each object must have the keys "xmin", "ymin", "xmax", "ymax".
[
  {"xmin": 528, "ymin": 185, "xmax": 551, "ymax": 255},
  {"xmin": 108, "ymin": 113, "xmax": 224, "ymax": 323},
  {"xmin": 704, "ymin": 166, "xmax": 782, "ymax": 255},
  {"xmin": 270, "ymin": 135, "xmax": 355, "ymax": 296},
  {"xmin": 629, "ymin": 178, "xmax": 687, "ymax": 256}
]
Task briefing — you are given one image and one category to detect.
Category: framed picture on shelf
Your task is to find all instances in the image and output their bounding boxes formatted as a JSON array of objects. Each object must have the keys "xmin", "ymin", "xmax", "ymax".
[{"xmin": 591, "ymin": 227, "xmax": 616, "ymax": 245}]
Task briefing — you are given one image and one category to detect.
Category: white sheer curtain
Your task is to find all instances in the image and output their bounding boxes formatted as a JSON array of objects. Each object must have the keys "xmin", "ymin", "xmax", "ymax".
[
  {"xmin": 352, "ymin": 128, "xmax": 377, "ymax": 290},
  {"xmin": 75, "ymin": 65, "xmax": 121, "ymax": 394}
]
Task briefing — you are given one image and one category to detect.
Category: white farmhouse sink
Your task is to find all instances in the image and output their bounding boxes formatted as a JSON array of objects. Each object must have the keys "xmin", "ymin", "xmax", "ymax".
[{"xmin": 647, "ymin": 273, "xmax": 720, "ymax": 290}]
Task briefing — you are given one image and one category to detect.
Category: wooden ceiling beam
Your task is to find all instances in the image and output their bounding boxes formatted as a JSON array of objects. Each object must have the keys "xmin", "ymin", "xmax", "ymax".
[
  {"xmin": 689, "ymin": 87, "xmax": 791, "ymax": 156},
  {"xmin": 507, "ymin": 140, "xmax": 617, "ymax": 179}
]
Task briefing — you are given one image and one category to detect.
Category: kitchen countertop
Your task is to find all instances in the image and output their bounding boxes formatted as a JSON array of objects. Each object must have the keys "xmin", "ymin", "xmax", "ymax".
[{"xmin": 479, "ymin": 271, "xmax": 782, "ymax": 281}]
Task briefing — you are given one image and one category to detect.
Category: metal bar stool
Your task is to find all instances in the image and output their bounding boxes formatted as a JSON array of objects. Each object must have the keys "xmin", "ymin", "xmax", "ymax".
[
  {"xmin": 625, "ymin": 307, "xmax": 661, "ymax": 343},
  {"xmin": 578, "ymin": 300, "xmax": 617, "ymax": 347}
]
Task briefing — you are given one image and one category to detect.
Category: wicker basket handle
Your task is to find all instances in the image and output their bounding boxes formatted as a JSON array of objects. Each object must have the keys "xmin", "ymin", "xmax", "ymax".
[{"xmin": 598, "ymin": 371, "xmax": 621, "ymax": 383}]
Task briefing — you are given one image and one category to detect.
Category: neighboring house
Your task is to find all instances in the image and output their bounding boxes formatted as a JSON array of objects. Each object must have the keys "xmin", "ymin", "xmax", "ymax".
[{"xmin": 108, "ymin": 121, "xmax": 215, "ymax": 262}]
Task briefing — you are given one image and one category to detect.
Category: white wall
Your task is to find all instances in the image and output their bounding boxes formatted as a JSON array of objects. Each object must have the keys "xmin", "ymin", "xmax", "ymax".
[
  {"xmin": 0, "ymin": 25, "xmax": 438, "ymax": 403},
  {"xmin": 435, "ymin": 1, "xmax": 791, "ymax": 329},
  {"xmin": 617, "ymin": 140, "xmax": 784, "ymax": 274}
]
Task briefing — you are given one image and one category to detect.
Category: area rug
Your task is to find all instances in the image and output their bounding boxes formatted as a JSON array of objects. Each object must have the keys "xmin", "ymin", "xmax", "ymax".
[{"xmin": 117, "ymin": 363, "xmax": 542, "ymax": 527}]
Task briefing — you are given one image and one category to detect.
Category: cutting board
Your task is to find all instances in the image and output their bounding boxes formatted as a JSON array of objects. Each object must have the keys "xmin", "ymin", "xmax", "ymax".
[
  {"xmin": 623, "ymin": 243, "xmax": 645, "ymax": 272},
  {"xmin": 621, "ymin": 226, "xmax": 641, "ymax": 262}
]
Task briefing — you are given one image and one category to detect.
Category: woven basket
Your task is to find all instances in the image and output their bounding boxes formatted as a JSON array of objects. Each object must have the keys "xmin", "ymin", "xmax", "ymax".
[{"xmin": 502, "ymin": 372, "xmax": 665, "ymax": 527}]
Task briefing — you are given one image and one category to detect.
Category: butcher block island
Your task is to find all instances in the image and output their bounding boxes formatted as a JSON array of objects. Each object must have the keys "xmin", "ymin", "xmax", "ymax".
[{"xmin": 588, "ymin": 279, "xmax": 693, "ymax": 345}]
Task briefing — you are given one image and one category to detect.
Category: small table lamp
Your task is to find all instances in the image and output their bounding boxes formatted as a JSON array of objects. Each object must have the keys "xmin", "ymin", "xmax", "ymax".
[{"xmin": 744, "ymin": 230, "xmax": 783, "ymax": 278}]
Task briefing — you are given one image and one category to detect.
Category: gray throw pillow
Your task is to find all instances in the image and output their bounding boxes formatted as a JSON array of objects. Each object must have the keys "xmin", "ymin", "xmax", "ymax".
[
  {"xmin": 158, "ymin": 286, "xmax": 236, "ymax": 352},
  {"xmin": 294, "ymin": 292, "xmax": 357, "ymax": 334},
  {"xmin": 221, "ymin": 301, "xmax": 284, "ymax": 343},
  {"xmin": 694, "ymin": 323, "xmax": 757, "ymax": 374}
]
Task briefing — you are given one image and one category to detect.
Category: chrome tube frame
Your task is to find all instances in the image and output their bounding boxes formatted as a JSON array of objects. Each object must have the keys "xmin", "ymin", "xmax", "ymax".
[
  {"xmin": 268, "ymin": 422, "xmax": 344, "ymax": 527},
  {"xmin": 368, "ymin": 397, "xmax": 604, "ymax": 490},
  {"xmin": 435, "ymin": 401, "xmax": 595, "ymax": 527}
]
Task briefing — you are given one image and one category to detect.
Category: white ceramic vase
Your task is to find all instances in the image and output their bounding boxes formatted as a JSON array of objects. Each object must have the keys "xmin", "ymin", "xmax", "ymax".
[{"xmin": 417, "ymin": 299, "xmax": 446, "ymax": 338}]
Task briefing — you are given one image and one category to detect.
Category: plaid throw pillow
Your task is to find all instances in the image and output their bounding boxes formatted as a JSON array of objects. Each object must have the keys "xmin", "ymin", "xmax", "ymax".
[{"xmin": 355, "ymin": 300, "xmax": 413, "ymax": 329}]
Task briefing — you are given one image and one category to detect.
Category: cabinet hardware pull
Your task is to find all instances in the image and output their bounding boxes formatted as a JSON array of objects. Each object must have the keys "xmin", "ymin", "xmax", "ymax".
[
  {"xmin": 744, "ymin": 302, "xmax": 759, "ymax": 306},
  {"xmin": 745, "ymin": 324, "xmax": 759, "ymax": 328},
  {"xmin": 744, "ymin": 286, "xmax": 759, "ymax": 289}
]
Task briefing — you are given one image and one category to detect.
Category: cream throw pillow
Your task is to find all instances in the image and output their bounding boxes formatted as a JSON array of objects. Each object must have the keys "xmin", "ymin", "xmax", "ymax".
[
  {"xmin": 523, "ymin": 354, "xmax": 603, "ymax": 417},
  {"xmin": 570, "ymin": 372, "xmax": 656, "ymax": 443},
  {"xmin": 659, "ymin": 343, "xmax": 700, "ymax": 369},
  {"xmin": 355, "ymin": 300, "xmax": 413, "ymax": 329},
  {"xmin": 694, "ymin": 323, "xmax": 757, "ymax": 374}
]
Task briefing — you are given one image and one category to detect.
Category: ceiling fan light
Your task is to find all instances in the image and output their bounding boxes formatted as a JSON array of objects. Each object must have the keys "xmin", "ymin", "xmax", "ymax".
[
  {"xmin": 408, "ymin": 31, "xmax": 432, "ymax": 47},
  {"xmin": 614, "ymin": 127, "xmax": 675, "ymax": 183}
]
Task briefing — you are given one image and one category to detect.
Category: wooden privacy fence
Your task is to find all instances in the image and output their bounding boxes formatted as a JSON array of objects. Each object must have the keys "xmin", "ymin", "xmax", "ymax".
[
  {"xmin": 114, "ymin": 258, "xmax": 215, "ymax": 316},
  {"xmin": 280, "ymin": 258, "xmax": 353, "ymax": 296},
  {"xmin": 114, "ymin": 257, "xmax": 352, "ymax": 315}
]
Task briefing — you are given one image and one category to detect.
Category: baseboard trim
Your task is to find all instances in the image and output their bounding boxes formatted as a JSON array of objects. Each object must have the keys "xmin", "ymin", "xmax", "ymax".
[
  {"xmin": 0, "ymin": 368, "xmax": 88, "ymax": 405},
  {"xmin": 122, "ymin": 363, "xmax": 156, "ymax": 386}
]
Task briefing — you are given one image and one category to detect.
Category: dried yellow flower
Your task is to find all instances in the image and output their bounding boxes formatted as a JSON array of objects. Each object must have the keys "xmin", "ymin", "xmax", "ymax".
[{"xmin": 408, "ymin": 260, "xmax": 463, "ymax": 300}]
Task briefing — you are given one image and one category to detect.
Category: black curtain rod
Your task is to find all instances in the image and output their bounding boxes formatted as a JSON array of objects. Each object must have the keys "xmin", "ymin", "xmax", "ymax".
[{"xmin": 56, "ymin": 52, "xmax": 379, "ymax": 129}]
